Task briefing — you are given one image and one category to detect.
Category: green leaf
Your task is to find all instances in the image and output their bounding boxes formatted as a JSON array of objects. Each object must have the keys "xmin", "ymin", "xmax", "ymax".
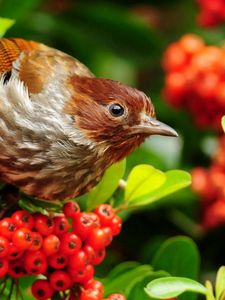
[
  {"xmin": 101, "ymin": 261, "xmax": 141, "ymax": 285},
  {"xmin": 222, "ymin": 116, "xmax": 225, "ymax": 133},
  {"xmin": 144, "ymin": 277, "xmax": 207, "ymax": 299},
  {"xmin": 0, "ymin": 18, "xmax": 15, "ymax": 37},
  {"xmin": 125, "ymin": 165, "xmax": 166, "ymax": 202},
  {"xmin": 129, "ymin": 271, "xmax": 169, "ymax": 300},
  {"xmin": 18, "ymin": 196, "xmax": 62, "ymax": 214},
  {"xmin": 152, "ymin": 236, "xmax": 200, "ymax": 300},
  {"xmin": 87, "ymin": 160, "xmax": 126, "ymax": 210},
  {"xmin": 104, "ymin": 265, "xmax": 153, "ymax": 296},
  {"xmin": 206, "ymin": 280, "xmax": 216, "ymax": 300},
  {"xmin": 19, "ymin": 275, "xmax": 36, "ymax": 289},
  {"xmin": 125, "ymin": 270, "xmax": 157, "ymax": 296},
  {"xmin": 128, "ymin": 170, "xmax": 191, "ymax": 206},
  {"xmin": 216, "ymin": 266, "xmax": 225, "ymax": 300}
]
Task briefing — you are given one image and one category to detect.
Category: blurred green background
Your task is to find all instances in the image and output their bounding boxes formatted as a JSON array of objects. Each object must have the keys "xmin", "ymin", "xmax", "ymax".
[{"xmin": 1, "ymin": 0, "xmax": 225, "ymax": 293}]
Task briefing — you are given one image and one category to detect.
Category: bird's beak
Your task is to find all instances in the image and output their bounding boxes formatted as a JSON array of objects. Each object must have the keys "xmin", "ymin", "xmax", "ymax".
[{"xmin": 132, "ymin": 115, "xmax": 178, "ymax": 137}]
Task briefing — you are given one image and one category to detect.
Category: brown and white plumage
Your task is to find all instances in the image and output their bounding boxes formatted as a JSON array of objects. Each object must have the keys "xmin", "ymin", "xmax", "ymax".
[{"xmin": 0, "ymin": 38, "xmax": 177, "ymax": 200}]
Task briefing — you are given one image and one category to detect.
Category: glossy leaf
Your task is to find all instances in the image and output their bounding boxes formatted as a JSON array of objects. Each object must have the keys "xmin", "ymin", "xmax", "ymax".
[
  {"xmin": 0, "ymin": 18, "xmax": 15, "ymax": 37},
  {"xmin": 125, "ymin": 165, "xmax": 166, "ymax": 202},
  {"xmin": 101, "ymin": 261, "xmax": 141, "ymax": 285},
  {"xmin": 125, "ymin": 270, "xmax": 157, "ymax": 297},
  {"xmin": 215, "ymin": 266, "xmax": 225, "ymax": 300},
  {"xmin": 206, "ymin": 280, "xmax": 216, "ymax": 300},
  {"xmin": 128, "ymin": 170, "xmax": 191, "ymax": 206},
  {"xmin": 128, "ymin": 271, "xmax": 169, "ymax": 300},
  {"xmin": 104, "ymin": 265, "xmax": 153, "ymax": 296},
  {"xmin": 152, "ymin": 236, "xmax": 200, "ymax": 300},
  {"xmin": 145, "ymin": 277, "xmax": 207, "ymax": 299},
  {"xmin": 87, "ymin": 159, "xmax": 126, "ymax": 210}
]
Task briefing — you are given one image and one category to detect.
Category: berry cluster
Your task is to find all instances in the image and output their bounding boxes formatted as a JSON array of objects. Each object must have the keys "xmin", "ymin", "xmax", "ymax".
[
  {"xmin": 0, "ymin": 202, "xmax": 125, "ymax": 300},
  {"xmin": 162, "ymin": 33, "xmax": 225, "ymax": 130},
  {"xmin": 196, "ymin": 0, "xmax": 225, "ymax": 27},
  {"xmin": 192, "ymin": 136, "xmax": 225, "ymax": 228}
]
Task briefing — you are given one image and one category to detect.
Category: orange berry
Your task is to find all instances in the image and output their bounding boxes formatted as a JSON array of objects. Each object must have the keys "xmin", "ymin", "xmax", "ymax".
[
  {"xmin": 191, "ymin": 46, "xmax": 224, "ymax": 73},
  {"xmin": 179, "ymin": 34, "xmax": 205, "ymax": 55},
  {"xmin": 165, "ymin": 72, "xmax": 187, "ymax": 98},
  {"xmin": 194, "ymin": 72, "xmax": 220, "ymax": 99},
  {"xmin": 162, "ymin": 43, "xmax": 188, "ymax": 72}
]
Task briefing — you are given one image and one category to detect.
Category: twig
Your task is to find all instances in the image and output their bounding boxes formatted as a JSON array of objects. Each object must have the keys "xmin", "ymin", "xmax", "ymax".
[
  {"xmin": 0, "ymin": 278, "xmax": 7, "ymax": 296},
  {"xmin": 7, "ymin": 279, "xmax": 14, "ymax": 300},
  {"xmin": 15, "ymin": 279, "xmax": 24, "ymax": 300}
]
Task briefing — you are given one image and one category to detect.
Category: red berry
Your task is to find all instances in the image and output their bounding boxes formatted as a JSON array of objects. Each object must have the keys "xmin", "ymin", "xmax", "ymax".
[
  {"xmin": 29, "ymin": 232, "xmax": 43, "ymax": 251},
  {"xmin": 53, "ymin": 215, "xmax": 70, "ymax": 236},
  {"xmin": 80, "ymin": 289, "xmax": 101, "ymax": 300},
  {"xmin": 8, "ymin": 260, "xmax": 26, "ymax": 278},
  {"xmin": 49, "ymin": 252, "xmax": 68, "ymax": 269},
  {"xmin": 162, "ymin": 42, "xmax": 188, "ymax": 72},
  {"xmin": 194, "ymin": 72, "xmax": 219, "ymax": 99},
  {"xmin": 86, "ymin": 228, "xmax": 107, "ymax": 250},
  {"xmin": 12, "ymin": 210, "xmax": 34, "ymax": 229},
  {"xmin": 60, "ymin": 232, "xmax": 82, "ymax": 256},
  {"xmin": 7, "ymin": 242, "xmax": 24, "ymax": 260},
  {"xmin": 0, "ymin": 258, "xmax": 8, "ymax": 278},
  {"xmin": 70, "ymin": 264, "xmax": 94, "ymax": 284},
  {"xmin": 92, "ymin": 248, "xmax": 106, "ymax": 265},
  {"xmin": 102, "ymin": 227, "xmax": 113, "ymax": 246},
  {"xmin": 84, "ymin": 279, "xmax": 104, "ymax": 296},
  {"xmin": 24, "ymin": 250, "xmax": 47, "ymax": 275},
  {"xmin": 63, "ymin": 201, "xmax": 80, "ymax": 218},
  {"xmin": 88, "ymin": 212, "xmax": 100, "ymax": 228},
  {"xmin": 83, "ymin": 244, "xmax": 95, "ymax": 264},
  {"xmin": 94, "ymin": 204, "xmax": 115, "ymax": 227},
  {"xmin": 108, "ymin": 293, "xmax": 126, "ymax": 300},
  {"xmin": 111, "ymin": 215, "xmax": 122, "ymax": 236},
  {"xmin": 32, "ymin": 279, "xmax": 53, "ymax": 300},
  {"xmin": 165, "ymin": 72, "xmax": 187, "ymax": 99},
  {"xmin": 72, "ymin": 212, "xmax": 96, "ymax": 240},
  {"xmin": 34, "ymin": 213, "xmax": 55, "ymax": 236},
  {"xmin": 191, "ymin": 46, "xmax": 223, "ymax": 73},
  {"xmin": 0, "ymin": 217, "xmax": 17, "ymax": 239},
  {"xmin": 217, "ymin": 83, "xmax": 225, "ymax": 107},
  {"xmin": 0, "ymin": 236, "xmax": 9, "ymax": 258},
  {"xmin": 68, "ymin": 250, "xmax": 88, "ymax": 271},
  {"xmin": 50, "ymin": 270, "xmax": 72, "ymax": 291},
  {"xmin": 42, "ymin": 234, "xmax": 60, "ymax": 256},
  {"xmin": 12, "ymin": 228, "xmax": 33, "ymax": 250}
]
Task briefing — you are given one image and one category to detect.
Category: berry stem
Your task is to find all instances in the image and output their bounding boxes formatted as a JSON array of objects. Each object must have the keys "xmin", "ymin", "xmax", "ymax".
[
  {"xmin": 6, "ymin": 278, "xmax": 15, "ymax": 300},
  {"xmin": 169, "ymin": 209, "xmax": 205, "ymax": 239},
  {"xmin": 0, "ymin": 277, "xmax": 7, "ymax": 296},
  {"xmin": 15, "ymin": 279, "xmax": 24, "ymax": 300},
  {"xmin": 114, "ymin": 204, "xmax": 129, "ymax": 213}
]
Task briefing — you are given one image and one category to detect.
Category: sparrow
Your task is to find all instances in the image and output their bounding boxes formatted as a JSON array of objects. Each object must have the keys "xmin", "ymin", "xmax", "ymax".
[{"xmin": 0, "ymin": 38, "xmax": 177, "ymax": 201}]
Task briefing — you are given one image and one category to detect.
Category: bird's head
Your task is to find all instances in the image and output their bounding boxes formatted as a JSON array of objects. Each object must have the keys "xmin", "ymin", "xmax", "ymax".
[{"xmin": 66, "ymin": 76, "xmax": 177, "ymax": 163}]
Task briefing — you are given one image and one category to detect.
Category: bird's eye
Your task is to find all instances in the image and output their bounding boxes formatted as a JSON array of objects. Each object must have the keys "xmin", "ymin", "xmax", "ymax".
[{"xmin": 109, "ymin": 103, "xmax": 125, "ymax": 117}]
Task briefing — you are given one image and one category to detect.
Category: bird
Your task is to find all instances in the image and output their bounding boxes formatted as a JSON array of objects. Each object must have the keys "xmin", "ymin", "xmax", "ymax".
[{"xmin": 0, "ymin": 38, "xmax": 177, "ymax": 201}]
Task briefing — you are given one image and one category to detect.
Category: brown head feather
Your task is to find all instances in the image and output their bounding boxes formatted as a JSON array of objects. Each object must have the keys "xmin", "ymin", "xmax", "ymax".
[{"xmin": 66, "ymin": 76, "xmax": 155, "ymax": 164}]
